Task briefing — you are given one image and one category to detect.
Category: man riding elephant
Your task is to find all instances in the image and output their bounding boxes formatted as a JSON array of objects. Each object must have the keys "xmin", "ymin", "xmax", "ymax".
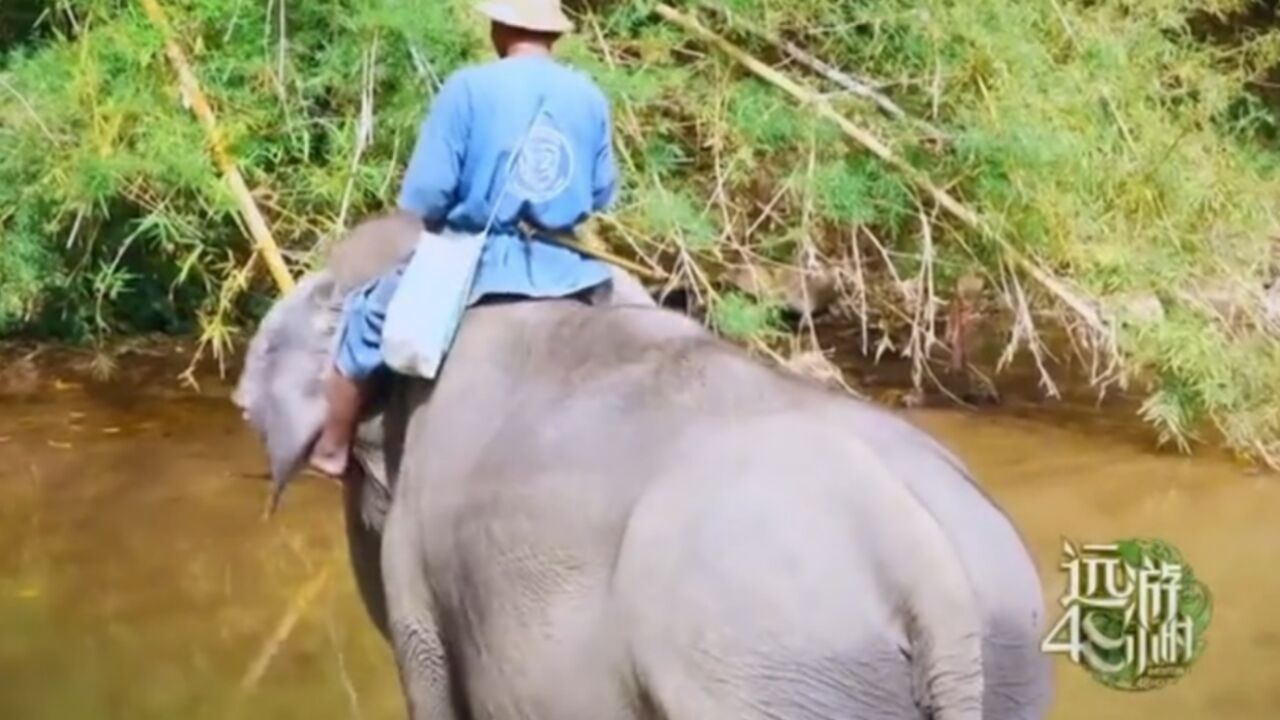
[
  {"xmin": 233, "ymin": 1, "xmax": 1055, "ymax": 717},
  {"xmin": 309, "ymin": 0, "xmax": 621, "ymax": 478}
]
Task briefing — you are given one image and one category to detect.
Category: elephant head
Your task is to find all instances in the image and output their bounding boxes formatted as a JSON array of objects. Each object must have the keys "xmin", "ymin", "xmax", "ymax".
[
  {"xmin": 232, "ymin": 211, "xmax": 424, "ymax": 514},
  {"xmin": 232, "ymin": 209, "xmax": 657, "ymax": 514}
]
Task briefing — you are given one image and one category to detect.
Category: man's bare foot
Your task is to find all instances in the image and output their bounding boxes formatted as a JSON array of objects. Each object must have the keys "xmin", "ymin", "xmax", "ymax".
[
  {"xmin": 308, "ymin": 436, "xmax": 350, "ymax": 478},
  {"xmin": 309, "ymin": 366, "xmax": 365, "ymax": 478}
]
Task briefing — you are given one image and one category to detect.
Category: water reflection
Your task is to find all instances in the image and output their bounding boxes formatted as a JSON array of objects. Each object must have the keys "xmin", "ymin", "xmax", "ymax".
[
  {"xmin": 0, "ymin": 373, "xmax": 402, "ymax": 720},
  {"xmin": 0, "ymin": 352, "xmax": 1276, "ymax": 719}
]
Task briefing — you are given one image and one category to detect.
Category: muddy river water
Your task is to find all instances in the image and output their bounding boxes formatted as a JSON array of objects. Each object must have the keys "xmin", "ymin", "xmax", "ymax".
[{"xmin": 0, "ymin": 346, "xmax": 1277, "ymax": 720}]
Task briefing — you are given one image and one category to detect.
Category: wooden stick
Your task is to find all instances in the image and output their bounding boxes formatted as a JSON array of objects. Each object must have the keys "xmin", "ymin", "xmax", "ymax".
[
  {"xmin": 519, "ymin": 220, "xmax": 668, "ymax": 281},
  {"xmin": 139, "ymin": 0, "xmax": 295, "ymax": 293},
  {"xmin": 653, "ymin": 3, "xmax": 1112, "ymax": 339}
]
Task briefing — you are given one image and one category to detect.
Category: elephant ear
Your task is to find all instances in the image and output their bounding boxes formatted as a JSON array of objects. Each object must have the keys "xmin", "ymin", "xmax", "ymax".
[
  {"xmin": 232, "ymin": 270, "xmax": 345, "ymax": 514},
  {"xmin": 232, "ymin": 211, "xmax": 422, "ymax": 515}
]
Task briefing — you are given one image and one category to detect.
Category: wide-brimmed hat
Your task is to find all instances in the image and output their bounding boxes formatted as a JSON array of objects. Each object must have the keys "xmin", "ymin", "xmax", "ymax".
[{"xmin": 476, "ymin": 0, "xmax": 574, "ymax": 34}]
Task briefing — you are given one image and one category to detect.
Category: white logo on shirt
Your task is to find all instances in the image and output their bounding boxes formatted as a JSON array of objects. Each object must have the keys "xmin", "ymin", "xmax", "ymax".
[{"xmin": 512, "ymin": 122, "xmax": 574, "ymax": 203}]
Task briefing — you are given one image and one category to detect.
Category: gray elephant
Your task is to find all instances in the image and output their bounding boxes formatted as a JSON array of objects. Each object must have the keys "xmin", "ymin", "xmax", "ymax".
[{"xmin": 232, "ymin": 213, "xmax": 1053, "ymax": 720}]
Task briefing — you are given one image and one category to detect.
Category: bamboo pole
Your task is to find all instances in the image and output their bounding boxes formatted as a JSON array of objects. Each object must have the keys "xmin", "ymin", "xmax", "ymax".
[
  {"xmin": 655, "ymin": 4, "xmax": 978, "ymax": 228},
  {"xmin": 139, "ymin": 0, "xmax": 296, "ymax": 293},
  {"xmin": 653, "ymin": 3, "xmax": 1111, "ymax": 336}
]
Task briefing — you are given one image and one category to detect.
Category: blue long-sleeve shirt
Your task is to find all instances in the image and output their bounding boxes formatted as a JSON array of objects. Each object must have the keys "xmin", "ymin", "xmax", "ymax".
[{"xmin": 396, "ymin": 53, "xmax": 617, "ymax": 301}]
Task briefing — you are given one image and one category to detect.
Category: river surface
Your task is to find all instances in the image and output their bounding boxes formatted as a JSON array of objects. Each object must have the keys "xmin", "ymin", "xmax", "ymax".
[{"xmin": 0, "ymin": 344, "xmax": 1277, "ymax": 719}]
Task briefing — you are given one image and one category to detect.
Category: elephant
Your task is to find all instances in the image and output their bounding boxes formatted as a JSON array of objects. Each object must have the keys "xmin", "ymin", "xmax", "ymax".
[{"xmin": 232, "ymin": 212, "xmax": 1053, "ymax": 720}]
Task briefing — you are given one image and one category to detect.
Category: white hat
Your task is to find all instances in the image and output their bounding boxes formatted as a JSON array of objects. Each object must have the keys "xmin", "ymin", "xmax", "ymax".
[{"xmin": 476, "ymin": 0, "xmax": 574, "ymax": 34}]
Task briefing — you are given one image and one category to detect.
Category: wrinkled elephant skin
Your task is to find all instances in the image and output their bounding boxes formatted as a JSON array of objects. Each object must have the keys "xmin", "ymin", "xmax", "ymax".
[{"xmin": 234, "ymin": 216, "xmax": 1052, "ymax": 720}]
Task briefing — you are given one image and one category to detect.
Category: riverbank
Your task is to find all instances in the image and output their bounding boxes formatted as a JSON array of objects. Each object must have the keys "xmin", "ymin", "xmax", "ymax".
[
  {"xmin": 7, "ymin": 0, "xmax": 1280, "ymax": 467},
  {"xmin": 0, "ymin": 329, "xmax": 1254, "ymax": 476}
]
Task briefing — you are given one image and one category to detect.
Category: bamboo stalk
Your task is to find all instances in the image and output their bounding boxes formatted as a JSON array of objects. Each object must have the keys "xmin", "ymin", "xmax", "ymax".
[
  {"xmin": 695, "ymin": 0, "xmax": 937, "ymax": 135},
  {"xmin": 653, "ymin": 3, "xmax": 1113, "ymax": 340},
  {"xmin": 655, "ymin": 4, "xmax": 977, "ymax": 227},
  {"xmin": 139, "ymin": 0, "xmax": 295, "ymax": 293}
]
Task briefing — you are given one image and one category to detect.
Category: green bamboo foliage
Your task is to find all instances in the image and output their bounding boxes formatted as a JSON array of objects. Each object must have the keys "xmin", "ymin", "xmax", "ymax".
[
  {"xmin": 4, "ymin": 0, "xmax": 1280, "ymax": 462},
  {"xmin": 1, "ymin": 0, "xmax": 484, "ymax": 342}
]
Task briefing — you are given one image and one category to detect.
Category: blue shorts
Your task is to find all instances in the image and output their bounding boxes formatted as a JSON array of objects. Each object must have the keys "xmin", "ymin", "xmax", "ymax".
[{"xmin": 335, "ymin": 264, "xmax": 406, "ymax": 381}]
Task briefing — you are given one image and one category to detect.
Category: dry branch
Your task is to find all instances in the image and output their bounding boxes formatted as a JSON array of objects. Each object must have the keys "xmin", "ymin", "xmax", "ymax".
[
  {"xmin": 655, "ymin": 5, "xmax": 980, "ymax": 224},
  {"xmin": 140, "ymin": 0, "xmax": 295, "ymax": 294},
  {"xmin": 654, "ymin": 3, "xmax": 1118, "ymax": 377},
  {"xmin": 695, "ymin": 0, "xmax": 942, "ymax": 139}
]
